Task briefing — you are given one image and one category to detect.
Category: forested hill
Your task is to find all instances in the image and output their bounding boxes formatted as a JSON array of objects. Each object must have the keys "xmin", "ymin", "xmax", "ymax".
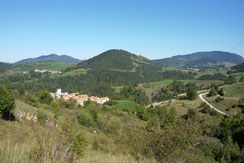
[
  {"xmin": 13, "ymin": 54, "xmax": 82, "ymax": 65},
  {"xmin": 23, "ymin": 50, "xmax": 195, "ymax": 95},
  {"xmin": 76, "ymin": 49, "xmax": 161, "ymax": 70},
  {"xmin": 153, "ymin": 51, "xmax": 244, "ymax": 68},
  {"xmin": 231, "ymin": 62, "xmax": 244, "ymax": 72},
  {"xmin": 0, "ymin": 62, "xmax": 11, "ymax": 73}
]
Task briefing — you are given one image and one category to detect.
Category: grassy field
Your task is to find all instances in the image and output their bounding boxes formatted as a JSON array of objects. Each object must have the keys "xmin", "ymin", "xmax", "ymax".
[
  {"xmin": 111, "ymin": 86, "xmax": 124, "ymax": 90},
  {"xmin": 12, "ymin": 61, "xmax": 76, "ymax": 72},
  {"xmin": 205, "ymin": 68, "xmax": 229, "ymax": 76},
  {"xmin": 143, "ymin": 79, "xmax": 194, "ymax": 87},
  {"xmin": 51, "ymin": 68, "xmax": 89, "ymax": 78},
  {"xmin": 223, "ymin": 82, "xmax": 244, "ymax": 98},
  {"xmin": 143, "ymin": 79, "xmax": 223, "ymax": 88},
  {"xmin": 112, "ymin": 100, "xmax": 136, "ymax": 110},
  {"xmin": 205, "ymin": 95, "xmax": 241, "ymax": 115},
  {"xmin": 154, "ymin": 98, "xmax": 202, "ymax": 116},
  {"xmin": 0, "ymin": 97, "xmax": 151, "ymax": 162},
  {"xmin": 140, "ymin": 79, "xmax": 223, "ymax": 101}
]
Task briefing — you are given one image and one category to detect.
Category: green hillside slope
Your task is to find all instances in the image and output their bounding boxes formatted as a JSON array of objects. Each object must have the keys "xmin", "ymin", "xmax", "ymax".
[
  {"xmin": 153, "ymin": 51, "xmax": 244, "ymax": 68},
  {"xmin": 12, "ymin": 61, "xmax": 76, "ymax": 72}
]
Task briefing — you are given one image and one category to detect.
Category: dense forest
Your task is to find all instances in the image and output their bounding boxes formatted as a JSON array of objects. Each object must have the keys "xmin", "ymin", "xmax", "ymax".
[
  {"xmin": 231, "ymin": 62, "xmax": 244, "ymax": 72},
  {"xmin": 0, "ymin": 62, "xmax": 11, "ymax": 73}
]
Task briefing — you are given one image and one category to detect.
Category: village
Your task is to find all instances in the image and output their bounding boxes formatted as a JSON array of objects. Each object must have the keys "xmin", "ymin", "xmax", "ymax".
[
  {"xmin": 34, "ymin": 69, "xmax": 62, "ymax": 74},
  {"xmin": 50, "ymin": 89, "xmax": 109, "ymax": 106}
]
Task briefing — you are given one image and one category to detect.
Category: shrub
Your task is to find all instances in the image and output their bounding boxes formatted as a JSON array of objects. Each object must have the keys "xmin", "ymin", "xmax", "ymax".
[
  {"xmin": 71, "ymin": 133, "xmax": 87, "ymax": 157},
  {"xmin": 208, "ymin": 88, "xmax": 217, "ymax": 97},
  {"xmin": 0, "ymin": 86, "xmax": 15, "ymax": 118},
  {"xmin": 90, "ymin": 109, "xmax": 98, "ymax": 122},
  {"xmin": 104, "ymin": 100, "xmax": 118, "ymax": 106},
  {"xmin": 186, "ymin": 108, "xmax": 198, "ymax": 119},
  {"xmin": 64, "ymin": 98, "xmax": 77, "ymax": 109},
  {"xmin": 39, "ymin": 90, "xmax": 53, "ymax": 105},
  {"xmin": 77, "ymin": 111, "xmax": 95, "ymax": 127},
  {"xmin": 186, "ymin": 83, "xmax": 197, "ymax": 100},
  {"xmin": 25, "ymin": 94, "xmax": 38, "ymax": 107},
  {"xmin": 202, "ymin": 104, "xmax": 211, "ymax": 114},
  {"xmin": 215, "ymin": 97, "xmax": 224, "ymax": 103},
  {"xmin": 17, "ymin": 85, "xmax": 25, "ymax": 96},
  {"xmin": 51, "ymin": 99, "xmax": 60, "ymax": 109},
  {"xmin": 30, "ymin": 119, "xmax": 77, "ymax": 162}
]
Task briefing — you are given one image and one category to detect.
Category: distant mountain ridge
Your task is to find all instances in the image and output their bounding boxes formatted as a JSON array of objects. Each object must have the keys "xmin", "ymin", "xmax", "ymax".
[
  {"xmin": 153, "ymin": 51, "xmax": 244, "ymax": 68},
  {"xmin": 13, "ymin": 54, "xmax": 82, "ymax": 65}
]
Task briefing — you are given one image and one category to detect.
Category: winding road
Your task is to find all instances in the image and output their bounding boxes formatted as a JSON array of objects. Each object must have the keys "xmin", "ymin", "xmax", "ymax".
[
  {"xmin": 148, "ymin": 89, "xmax": 229, "ymax": 116},
  {"xmin": 198, "ymin": 92, "xmax": 229, "ymax": 116}
]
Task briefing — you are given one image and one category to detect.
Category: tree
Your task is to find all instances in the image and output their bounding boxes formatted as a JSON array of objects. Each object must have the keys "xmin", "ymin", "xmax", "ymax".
[
  {"xmin": 171, "ymin": 79, "xmax": 184, "ymax": 94},
  {"xmin": 4, "ymin": 78, "xmax": 13, "ymax": 90},
  {"xmin": 186, "ymin": 108, "xmax": 198, "ymax": 119},
  {"xmin": 218, "ymin": 88, "xmax": 225, "ymax": 96},
  {"xmin": 25, "ymin": 94, "xmax": 38, "ymax": 107},
  {"xmin": 65, "ymin": 98, "xmax": 77, "ymax": 109},
  {"xmin": 39, "ymin": 90, "xmax": 53, "ymax": 105},
  {"xmin": 134, "ymin": 90, "xmax": 149, "ymax": 104},
  {"xmin": 84, "ymin": 99, "xmax": 91, "ymax": 108},
  {"xmin": 240, "ymin": 76, "xmax": 244, "ymax": 82},
  {"xmin": 208, "ymin": 88, "xmax": 217, "ymax": 97},
  {"xmin": 18, "ymin": 85, "xmax": 25, "ymax": 96},
  {"xmin": 0, "ymin": 86, "xmax": 15, "ymax": 118},
  {"xmin": 186, "ymin": 83, "xmax": 197, "ymax": 100},
  {"xmin": 51, "ymin": 100, "xmax": 60, "ymax": 109}
]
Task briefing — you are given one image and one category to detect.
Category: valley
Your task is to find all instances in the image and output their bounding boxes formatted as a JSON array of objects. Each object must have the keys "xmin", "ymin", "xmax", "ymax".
[{"xmin": 0, "ymin": 49, "xmax": 244, "ymax": 162}]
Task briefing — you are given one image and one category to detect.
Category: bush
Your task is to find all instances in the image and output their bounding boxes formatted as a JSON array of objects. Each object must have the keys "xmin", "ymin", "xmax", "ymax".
[
  {"xmin": 186, "ymin": 108, "xmax": 198, "ymax": 119},
  {"xmin": 77, "ymin": 111, "xmax": 95, "ymax": 127},
  {"xmin": 202, "ymin": 104, "xmax": 211, "ymax": 114},
  {"xmin": 90, "ymin": 109, "xmax": 98, "ymax": 122},
  {"xmin": 208, "ymin": 88, "xmax": 218, "ymax": 97},
  {"xmin": 215, "ymin": 97, "xmax": 224, "ymax": 103},
  {"xmin": 64, "ymin": 98, "xmax": 77, "ymax": 109},
  {"xmin": 39, "ymin": 90, "xmax": 53, "ymax": 105},
  {"xmin": 0, "ymin": 86, "xmax": 15, "ymax": 118},
  {"xmin": 71, "ymin": 133, "xmax": 87, "ymax": 157},
  {"xmin": 25, "ymin": 94, "xmax": 38, "ymax": 107},
  {"xmin": 51, "ymin": 99, "xmax": 60, "ymax": 109},
  {"xmin": 186, "ymin": 83, "xmax": 197, "ymax": 100},
  {"xmin": 104, "ymin": 100, "xmax": 118, "ymax": 106},
  {"xmin": 17, "ymin": 85, "xmax": 25, "ymax": 96}
]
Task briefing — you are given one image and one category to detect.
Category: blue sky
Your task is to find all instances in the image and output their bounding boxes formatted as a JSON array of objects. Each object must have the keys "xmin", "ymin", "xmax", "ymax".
[{"xmin": 1, "ymin": 0, "xmax": 244, "ymax": 63}]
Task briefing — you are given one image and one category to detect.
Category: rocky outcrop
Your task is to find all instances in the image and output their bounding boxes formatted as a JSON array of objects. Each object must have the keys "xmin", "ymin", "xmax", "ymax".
[{"xmin": 15, "ymin": 110, "xmax": 38, "ymax": 122}]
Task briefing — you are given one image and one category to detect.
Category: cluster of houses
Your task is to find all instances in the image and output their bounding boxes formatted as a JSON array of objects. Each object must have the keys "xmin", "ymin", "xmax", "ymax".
[
  {"xmin": 186, "ymin": 68, "xmax": 200, "ymax": 72},
  {"xmin": 34, "ymin": 69, "xmax": 62, "ymax": 74},
  {"xmin": 50, "ymin": 89, "xmax": 109, "ymax": 106}
]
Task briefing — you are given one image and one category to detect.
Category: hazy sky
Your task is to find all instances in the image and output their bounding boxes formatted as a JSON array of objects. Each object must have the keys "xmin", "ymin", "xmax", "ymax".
[{"xmin": 1, "ymin": 0, "xmax": 244, "ymax": 63}]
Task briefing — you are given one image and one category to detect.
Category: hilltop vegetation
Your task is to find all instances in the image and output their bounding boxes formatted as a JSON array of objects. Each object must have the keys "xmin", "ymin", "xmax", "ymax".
[
  {"xmin": 153, "ymin": 51, "xmax": 244, "ymax": 68},
  {"xmin": 77, "ymin": 49, "xmax": 139, "ymax": 70},
  {"xmin": 0, "ymin": 62, "xmax": 11, "ymax": 73},
  {"xmin": 231, "ymin": 62, "xmax": 244, "ymax": 73},
  {"xmin": 12, "ymin": 61, "xmax": 76, "ymax": 72},
  {"xmin": 13, "ymin": 54, "xmax": 82, "ymax": 65},
  {"xmin": 21, "ymin": 50, "xmax": 194, "ymax": 95}
]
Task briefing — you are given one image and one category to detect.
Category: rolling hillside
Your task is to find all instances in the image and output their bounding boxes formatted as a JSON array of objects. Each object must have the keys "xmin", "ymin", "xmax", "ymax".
[
  {"xmin": 153, "ymin": 51, "xmax": 244, "ymax": 68},
  {"xmin": 231, "ymin": 62, "xmax": 244, "ymax": 72},
  {"xmin": 0, "ymin": 62, "xmax": 11, "ymax": 73},
  {"xmin": 12, "ymin": 61, "xmax": 76, "ymax": 72},
  {"xmin": 76, "ymin": 49, "xmax": 161, "ymax": 71},
  {"xmin": 13, "ymin": 54, "xmax": 82, "ymax": 65},
  {"xmin": 23, "ymin": 50, "xmax": 194, "ymax": 95}
]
